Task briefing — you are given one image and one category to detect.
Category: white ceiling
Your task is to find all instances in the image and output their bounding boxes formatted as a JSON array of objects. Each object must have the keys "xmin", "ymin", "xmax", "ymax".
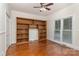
[{"xmin": 9, "ymin": 3, "xmax": 73, "ymax": 16}]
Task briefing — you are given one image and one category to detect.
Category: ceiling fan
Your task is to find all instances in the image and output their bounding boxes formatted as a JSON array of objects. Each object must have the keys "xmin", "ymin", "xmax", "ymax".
[{"xmin": 33, "ymin": 3, "xmax": 53, "ymax": 12}]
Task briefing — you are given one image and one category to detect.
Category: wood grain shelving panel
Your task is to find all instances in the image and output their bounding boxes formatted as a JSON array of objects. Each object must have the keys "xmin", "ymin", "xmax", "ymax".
[
  {"xmin": 17, "ymin": 38, "xmax": 28, "ymax": 42},
  {"xmin": 17, "ymin": 25, "xmax": 28, "ymax": 30},
  {"xmin": 34, "ymin": 20, "xmax": 46, "ymax": 25},
  {"xmin": 17, "ymin": 30, "xmax": 28, "ymax": 34},
  {"xmin": 16, "ymin": 17, "xmax": 47, "ymax": 43},
  {"xmin": 17, "ymin": 19, "xmax": 33, "ymax": 25},
  {"xmin": 38, "ymin": 26, "xmax": 46, "ymax": 30}
]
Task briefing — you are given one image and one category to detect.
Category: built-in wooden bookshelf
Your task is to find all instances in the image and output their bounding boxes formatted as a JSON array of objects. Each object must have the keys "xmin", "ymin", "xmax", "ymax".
[
  {"xmin": 16, "ymin": 17, "xmax": 47, "ymax": 43},
  {"xmin": 38, "ymin": 21, "xmax": 47, "ymax": 41}
]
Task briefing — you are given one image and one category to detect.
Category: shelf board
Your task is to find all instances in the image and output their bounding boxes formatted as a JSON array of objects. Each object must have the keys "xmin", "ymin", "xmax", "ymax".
[
  {"xmin": 39, "ymin": 31, "xmax": 46, "ymax": 33},
  {"xmin": 17, "ymin": 38, "xmax": 28, "ymax": 40},
  {"xmin": 17, "ymin": 29, "xmax": 28, "ymax": 30},
  {"xmin": 17, "ymin": 33, "xmax": 28, "ymax": 34}
]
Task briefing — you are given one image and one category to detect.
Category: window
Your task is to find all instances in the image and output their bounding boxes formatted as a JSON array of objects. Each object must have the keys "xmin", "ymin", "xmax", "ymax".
[
  {"xmin": 54, "ymin": 20, "xmax": 61, "ymax": 41},
  {"xmin": 63, "ymin": 17, "xmax": 72, "ymax": 30},
  {"xmin": 54, "ymin": 17, "xmax": 72, "ymax": 44},
  {"xmin": 63, "ymin": 17, "xmax": 72, "ymax": 43},
  {"xmin": 55, "ymin": 20, "xmax": 61, "ymax": 30}
]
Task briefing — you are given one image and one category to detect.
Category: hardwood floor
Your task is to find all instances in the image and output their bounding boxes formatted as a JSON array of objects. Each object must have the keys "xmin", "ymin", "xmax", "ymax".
[{"xmin": 6, "ymin": 40, "xmax": 79, "ymax": 56}]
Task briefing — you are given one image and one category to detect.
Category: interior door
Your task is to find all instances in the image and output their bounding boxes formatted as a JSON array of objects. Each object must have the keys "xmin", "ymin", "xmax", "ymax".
[{"xmin": 29, "ymin": 29, "xmax": 38, "ymax": 41}]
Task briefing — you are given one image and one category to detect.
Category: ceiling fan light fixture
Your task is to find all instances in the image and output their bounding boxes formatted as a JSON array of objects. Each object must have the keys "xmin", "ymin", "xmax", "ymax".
[
  {"xmin": 33, "ymin": 3, "xmax": 53, "ymax": 12},
  {"xmin": 40, "ymin": 7, "xmax": 47, "ymax": 12}
]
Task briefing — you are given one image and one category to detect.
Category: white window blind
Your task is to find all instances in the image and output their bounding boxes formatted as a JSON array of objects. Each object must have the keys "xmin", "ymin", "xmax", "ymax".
[
  {"xmin": 54, "ymin": 20, "xmax": 61, "ymax": 41},
  {"xmin": 62, "ymin": 17, "xmax": 72, "ymax": 43},
  {"xmin": 54, "ymin": 17, "xmax": 72, "ymax": 44}
]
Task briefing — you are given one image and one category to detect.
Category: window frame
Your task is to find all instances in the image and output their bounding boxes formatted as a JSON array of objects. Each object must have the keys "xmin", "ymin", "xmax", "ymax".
[
  {"xmin": 54, "ymin": 16, "xmax": 73, "ymax": 44},
  {"xmin": 62, "ymin": 17, "xmax": 72, "ymax": 44}
]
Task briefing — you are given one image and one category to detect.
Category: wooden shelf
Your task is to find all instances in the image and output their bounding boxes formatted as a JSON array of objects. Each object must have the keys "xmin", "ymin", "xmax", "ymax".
[
  {"xmin": 17, "ymin": 25, "xmax": 28, "ymax": 30},
  {"xmin": 17, "ymin": 38, "xmax": 28, "ymax": 42},
  {"xmin": 17, "ymin": 30, "xmax": 28, "ymax": 34},
  {"xmin": 29, "ymin": 25, "xmax": 38, "ymax": 28},
  {"xmin": 39, "ymin": 30, "xmax": 46, "ymax": 32},
  {"xmin": 16, "ymin": 17, "xmax": 47, "ymax": 43},
  {"xmin": 34, "ymin": 20, "xmax": 46, "ymax": 25},
  {"xmin": 17, "ymin": 18, "xmax": 33, "ymax": 25},
  {"xmin": 17, "ymin": 33, "xmax": 28, "ymax": 35},
  {"xmin": 38, "ymin": 25, "xmax": 46, "ymax": 29},
  {"xmin": 17, "ymin": 37, "xmax": 28, "ymax": 40}
]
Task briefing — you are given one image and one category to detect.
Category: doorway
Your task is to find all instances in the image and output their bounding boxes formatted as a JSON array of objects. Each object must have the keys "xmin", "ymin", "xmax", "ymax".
[{"xmin": 29, "ymin": 29, "xmax": 38, "ymax": 41}]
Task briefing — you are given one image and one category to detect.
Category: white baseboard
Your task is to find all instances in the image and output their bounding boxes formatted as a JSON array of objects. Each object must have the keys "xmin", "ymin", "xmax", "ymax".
[{"xmin": 49, "ymin": 39, "xmax": 79, "ymax": 50}]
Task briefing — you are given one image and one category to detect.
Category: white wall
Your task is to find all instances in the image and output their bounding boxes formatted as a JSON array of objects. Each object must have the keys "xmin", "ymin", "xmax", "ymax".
[
  {"xmin": 0, "ymin": 3, "xmax": 6, "ymax": 56},
  {"xmin": 47, "ymin": 4, "xmax": 79, "ymax": 50},
  {"xmin": 10, "ymin": 10, "xmax": 47, "ymax": 44},
  {"xmin": 6, "ymin": 3, "xmax": 11, "ymax": 50}
]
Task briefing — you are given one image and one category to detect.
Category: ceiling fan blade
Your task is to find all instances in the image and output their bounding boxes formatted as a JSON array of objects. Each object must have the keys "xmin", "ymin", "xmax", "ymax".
[
  {"xmin": 45, "ymin": 8, "xmax": 50, "ymax": 10},
  {"xmin": 33, "ymin": 6, "xmax": 41, "ymax": 8},
  {"xmin": 46, "ymin": 3, "xmax": 53, "ymax": 6}
]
